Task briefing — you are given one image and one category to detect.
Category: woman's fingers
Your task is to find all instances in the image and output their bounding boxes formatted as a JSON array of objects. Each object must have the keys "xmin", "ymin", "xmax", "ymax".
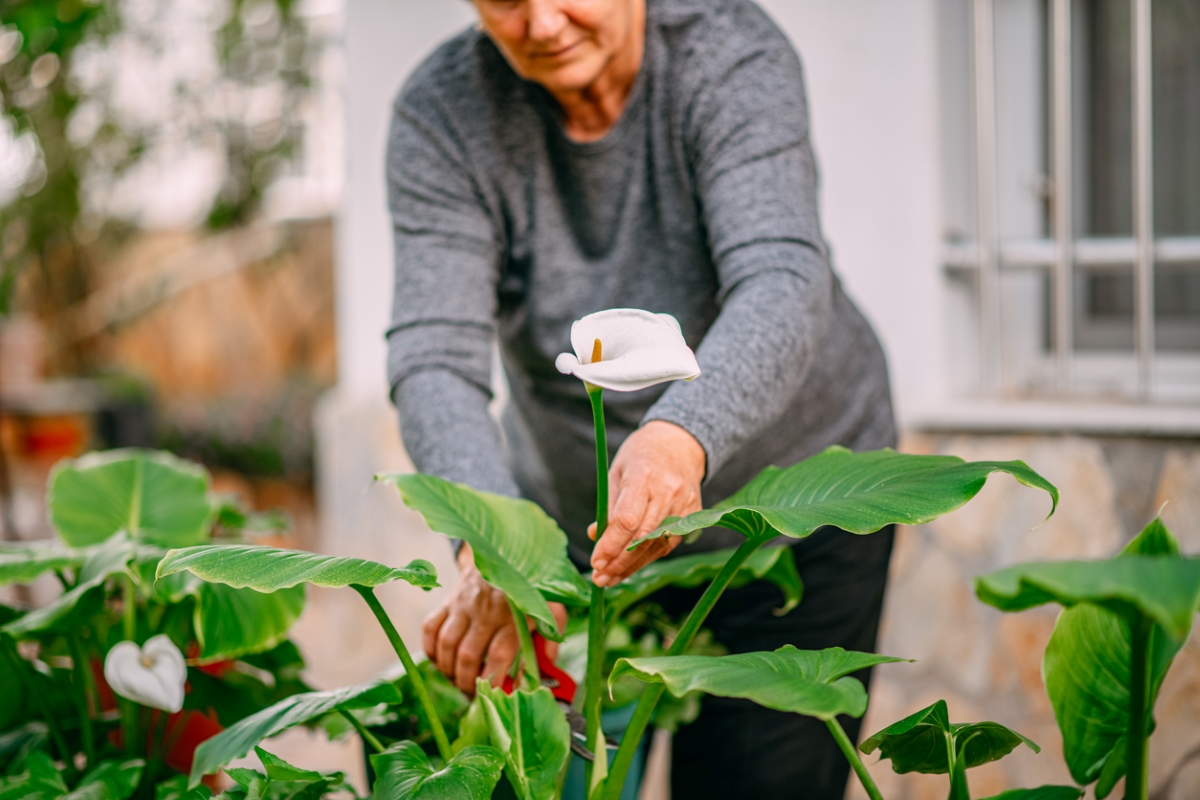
[
  {"xmin": 596, "ymin": 534, "xmax": 681, "ymax": 586},
  {"xmin": 455, "ymin": 622, "xmax": 497, "ymax": 695},
  {"xmin": 591, "ymin": 477, "xmax": 650, "ymax": 575},
  {"xmin": 422, "ymin": 603, "xmax": 449, "ymax": 661},
  {"xmin": 481, "ymin": 624, "xmax": 519, "ymax": 688},
  {"xmin": 435, "ymin": 610, "xmax": 471, "ymax": 679}
]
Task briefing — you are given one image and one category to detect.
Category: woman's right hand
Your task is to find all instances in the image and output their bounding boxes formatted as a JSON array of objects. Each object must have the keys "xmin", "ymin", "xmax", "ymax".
[{"xmin": 421, "ymin": 544, "xmax": 565, "ymax": 695}]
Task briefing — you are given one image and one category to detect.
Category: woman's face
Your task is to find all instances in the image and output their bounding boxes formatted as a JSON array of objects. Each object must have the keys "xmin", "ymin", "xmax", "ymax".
[{"xmin": 472, "ymin": 0, "xmax": 642, "ymax": 94}]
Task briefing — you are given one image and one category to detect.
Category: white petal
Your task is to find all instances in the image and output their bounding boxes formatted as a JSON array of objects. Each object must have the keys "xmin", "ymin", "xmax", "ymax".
[
  {"xmin": 557, "ymin": 309, "xmax": 700, "ymax": 392},
  {"xmin": 104, "ymin": 636, "xmax": 187, "ymax": 713}
]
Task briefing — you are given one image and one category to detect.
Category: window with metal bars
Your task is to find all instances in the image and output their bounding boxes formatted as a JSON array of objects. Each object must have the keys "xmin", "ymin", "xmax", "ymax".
[{"xmin": 940, "ymin": 0, "xmax": 1200, "ymax": 404}]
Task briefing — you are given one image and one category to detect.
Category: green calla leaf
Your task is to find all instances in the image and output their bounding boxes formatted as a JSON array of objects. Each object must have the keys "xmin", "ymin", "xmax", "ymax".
[
  {"xmin": 639, "ymin": 447, "xmax": 1057, "ymax": 547},
  {"xmin": 610, "ymin": 646, "xmax": 907, "ymax": 722},
  {"xmin": 1040, "ymin": 518, "xmax": 1184, "ymax": 793},
  {"xmin": 65, "ymin": 760, "xmax": 145, "ymax": 800},
  {"xmin": 0, "ymin": 751, "xmax": 68, "ymax": 800},
  {"xmin": 48, "ymin": 449, "xmax": 215, "ymax": 548},
  {"xmin": 474, "ymin": 683, "xmax": 570, "ymax": 800},
  {"xmin": 979, "ymin": 788, "xmax": 1084, "ymax": 800},
  {"xmin": 255, "ymin": 748, "xmax": 326, "ymax": 783},
  {"xmin": 380, "ymin": 474, "xmax": 590, "ymax": 641},
  {"xmin": 0, "ymin": 542, "xmax": 83, "ymax": 586},
  {"xmin": 604, "ymin": 545, "xmax": 802, "ymax": 621},
  {"xmin": 156, "ymin": 544, "xmax": 439, "ymax": 592},
  {"xmin": 153, "ymin": 775, "xmax": 210, "ymax": 800},
  {"xmin": 370, "ymin": 741, "xmax": 505, "ymax": 800},
  {"xmin": 189, "ymin": 680, "xmax": 402, "ymax": 786},
  {"xmin": 2, "ymin": 533, "xmax": 135, "ymax": 638},
  {"xmin": 859, "ymin": 700, "xmax": 1039, "ymax": 775},
  {"xmin": 975, "ymin": 554, "xmax": 1200, "ymax": 642}
]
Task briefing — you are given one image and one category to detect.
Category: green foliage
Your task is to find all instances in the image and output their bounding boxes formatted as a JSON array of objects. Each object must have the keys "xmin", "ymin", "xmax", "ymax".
[
  {"xmin": 219, "ymin": 748, "xmax": 345, "ymax": 800},
  {"xmin": 156, "ymin": 544, "xmax": 439, "ymax": 593},
  {"xmin": 189, "ymin": 680, "xmax": 402, "ymax": 787},
  {"xmin": 0, "ymin": 751, "xmax": 69, "ymax": 800},
  {"xmin": 603, "ymin": 545, "xmax": 802, "ymax": 621},
  {"xmin": 48, "ymin": 450, "xmax": 214, "ymax": 548},
  {"xmin": 0, "ymin": 541, "xmax": 82, "ymax": 585},
  {"xmin": 611, "ymin": 646, "xmax": 906, "ymax": 722},
  {"xmin": 1, "ymin": 532, "xmax": 133, "ymax": 637},
  {"xmin": 370, "ymin": 741, "xmax": 505, "ymax": 800},
  {"xmin": 474, "ymin": 683, "xmax": 571, "ymax": 800},
  {"xmin": 1038, "ymin": 519, "xmax": 1186, "ymax": 795},
  {"xmin": 979, "ymin": 788, "xmax": 1083, "ymax": 800},
  {"xmin": 859, "ymin": 700, "xmax": 1039, "ymax": 775},
  {"xmin": 641, "ymin": 447, "xmax": 1058, "ymax": 547},
  {"xmin": 381, "ymin": 474, "xmax": 591, "ymax": 640},
  {"xmin": 63, "ymin": 760, "xmax": 144, "ymax": 800},
  {"xmin": 0, "ymin": 753, "xmax": 142, "ymax": 800}
]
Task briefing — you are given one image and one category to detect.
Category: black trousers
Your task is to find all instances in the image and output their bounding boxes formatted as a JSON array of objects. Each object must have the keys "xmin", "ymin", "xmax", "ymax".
[{"xmin": 655, "ymin": 525, "xmax": 895, "ymax": 800}]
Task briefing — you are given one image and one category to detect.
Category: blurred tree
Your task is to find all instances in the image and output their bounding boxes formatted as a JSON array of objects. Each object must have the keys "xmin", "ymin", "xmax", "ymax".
[{"xmin": 0, "ymin": 0, "xmax": 319, "ymax": 331}]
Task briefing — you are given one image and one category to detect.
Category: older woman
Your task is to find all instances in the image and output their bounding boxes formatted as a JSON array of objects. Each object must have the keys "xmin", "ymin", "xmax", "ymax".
[{"xmin": 386, "ymin": 0, "xmax": 896, "ymax": 796}]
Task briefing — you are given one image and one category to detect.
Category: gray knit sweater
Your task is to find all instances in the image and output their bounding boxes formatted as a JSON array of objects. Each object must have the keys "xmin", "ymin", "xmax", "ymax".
[{"xmin": 386, "ymin": 0, "xmax": 896, "ymax": 560}]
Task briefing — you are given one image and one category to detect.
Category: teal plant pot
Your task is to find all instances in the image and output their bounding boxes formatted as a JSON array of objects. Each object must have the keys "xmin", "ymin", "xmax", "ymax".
[{"xmin": 560, "ymin": 703, "xmax": 650, "ymax": 800}]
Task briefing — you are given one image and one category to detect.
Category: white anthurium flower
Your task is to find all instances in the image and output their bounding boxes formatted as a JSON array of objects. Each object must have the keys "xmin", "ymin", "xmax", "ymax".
[
  {"xmin": 554, "ymin": 309, "xmax": 701, "ymax": 392},
  {"xmin": 104, "ymin": 634, "xmax": 187, "ymax": 713}
]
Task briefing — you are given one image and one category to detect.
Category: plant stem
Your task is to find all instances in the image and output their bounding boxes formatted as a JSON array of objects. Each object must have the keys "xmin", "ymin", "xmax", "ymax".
[
  {"xmin": 1127, "ymin": 613, "xmax": 1151, "ymax": 800},
  {"xmin": 68, "ymin": 633, "xmax": 96, "ymax": 769},
  {"xmin": 0, "ymin": 637, "xmax": 71, "ymax": 763},
  {"xmin": 353, "ymin": 585, "xmax": 452, "ymax": 762},
  {"xmin": 508, "ymin": 596, "xmax": 540, "ymax": 687},
  {"xmin": 339, "ymin": 708, "xmax": 386, "ymax": 754},
  {"xmin": 826, "ymin": 718, "xmax": 883, "ymax": 800},
  {"xmin": 584, "ymin": 385, "xmax": 609, "ymax": 798},
  {"xmin": 602, "ymin": 537, "xmax": 763, "ymax": 800},
  {"xmin": 121, "ymin": 574, "xmax": 138, "ymax": 755}
]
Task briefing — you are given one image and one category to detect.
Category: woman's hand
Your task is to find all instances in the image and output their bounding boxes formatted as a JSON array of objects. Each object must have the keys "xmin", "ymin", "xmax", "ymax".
[
  {"xmin": 589, "ymin": 420, "xmax": 706, "ymax": 587},
  {"xmin": 422, "ymin": 544, "xmax": 566, "ymax": 695}
]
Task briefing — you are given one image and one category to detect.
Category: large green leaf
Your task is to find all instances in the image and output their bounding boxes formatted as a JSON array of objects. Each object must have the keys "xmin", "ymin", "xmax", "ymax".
[
  {"xmin": 474, "ymin": 683, "xmax": 570, "ymax": 800},
  {"xmin": 1, "ymin": 534, "xmax": 135, "ymax": 638},
  {"xmin": 189, "ymin": 680, "xmax": 402, "ymax": 786},
  {"xmin": 0, "ymin": 542, "xmax": 83, "ymax": 586},
  {"xmin": 0, "ymin": 752, "xmax": 68, "ymax": 800},
  {"xmin": 65, "ymin": 760, "xmax": 144, "ymax": 800},
  {"xmin": 604, "ymin": 545, "xmax": 802, "ymax": 621},
  {"xmin": 218, "ymin": 748, "xmax": 345, "ymax": 800},
  {"xmin": 156, "ymin": 544, "xmax": 438, "ymax": 592},
  {"xmin": 1040, "ymin": 518, "xmax": 1184, "ymax": 793},
  {"xmin": 610, "ymin": 646, "xmax": 907, "ymax": 722},
  {"xmin": 979, "ymin": 788, "xmax": 1083, "ymax": 800},
  {"xmin": 48, "ymin": 450, "xmax": 215, "ymax": 548},
  {"xmin": 380, "ymin": 474, "xmax": 590, "ymax": 640},
  {"xmin": 640, "ymin": 447, "xmax": 1057, "ymax": 546},
  {"xmin": 975, "ymin": 555, "xmax": 1200, "ymax": 641},
  {"xmin": 859, "ymin": 700, "xmax": 1039, "ymax": 775},
  {"xmin": 153, "ymin": 569, "xmax": 304, "ymax": 662},
  {"xmin": 370, "ymin": 741, "xmax": 505, "ymax": 800}
]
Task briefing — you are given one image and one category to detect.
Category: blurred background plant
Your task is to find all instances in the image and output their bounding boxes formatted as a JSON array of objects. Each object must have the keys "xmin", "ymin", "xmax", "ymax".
[{"xmin": 0, "ymin": 0, "xmax": 340, "ymax": 544}]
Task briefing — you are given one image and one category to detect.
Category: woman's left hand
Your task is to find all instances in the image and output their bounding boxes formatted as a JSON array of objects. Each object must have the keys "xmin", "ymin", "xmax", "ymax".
[{"xmin": 589, "ymin": 420, "xmax": 706, "ymax": 586}]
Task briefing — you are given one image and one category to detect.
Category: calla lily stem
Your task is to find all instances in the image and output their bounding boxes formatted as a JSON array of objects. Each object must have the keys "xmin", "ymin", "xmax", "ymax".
[
  {"xmin": 1127, "ymin": 613, "xmax": 1151, "ymax": 800},
  {"xmin": 120, "ymin": 575, "xmax": 138, "ymax": 756},
  {"xmin": 353, "ymin": 585, "xmax": 452, "ymax": 761},
  {"xmin": 602, "ymin": 536, "xmax": 764, "ymax": 800},
  {"xmin": 67, "ymin": 633, "xmax": 96, "ymax": 768},
  {"xmin": 584, "ymin": 384, "xmax": 609, "ymax": 798},
  {"xmin": 508, "ymin": 596, "xmax": 540, "ymax": 687},
  {"xmin": 826, "ymin": 718, "xmax": 883, "ymax": 800},
  {"xmin": 338, "ymin": 708, "xmax": 385, "ymax": 754}
]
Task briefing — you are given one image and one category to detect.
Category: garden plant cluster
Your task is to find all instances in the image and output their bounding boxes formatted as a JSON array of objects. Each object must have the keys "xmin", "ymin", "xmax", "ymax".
[{"xmin": 1, "ymin": 311, "xmax": 1198, "ymax": 800}]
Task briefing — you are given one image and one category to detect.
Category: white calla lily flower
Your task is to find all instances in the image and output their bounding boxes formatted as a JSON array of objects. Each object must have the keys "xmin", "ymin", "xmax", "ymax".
[
  {"xmin": 554, "ymin": 309, "xmax": 701, "ymax": 392},
  {"xmin": 103, "ymin": 634, "xmax": 187, "ymax": 713}
]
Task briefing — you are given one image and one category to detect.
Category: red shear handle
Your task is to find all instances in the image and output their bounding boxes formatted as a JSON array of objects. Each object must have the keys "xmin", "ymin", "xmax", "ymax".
[{"xmin": 501, "ymin": 632, "xmax": 577, "ymax": 703}]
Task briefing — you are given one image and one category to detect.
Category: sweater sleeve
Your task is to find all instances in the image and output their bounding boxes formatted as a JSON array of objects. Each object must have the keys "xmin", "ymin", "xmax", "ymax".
[
  {"xmin": 385, "ymin": 90, "xmax": 519, "ymax": 498},
  {"xmin": 644, "ymin": 26, "xmax": 834, "ymax": 478}
]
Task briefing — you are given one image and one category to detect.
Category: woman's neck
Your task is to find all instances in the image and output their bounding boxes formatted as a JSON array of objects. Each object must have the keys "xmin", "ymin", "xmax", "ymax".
[{"xmin": 550, "ymin": 5, "xmax": 645, "ymax": 142}]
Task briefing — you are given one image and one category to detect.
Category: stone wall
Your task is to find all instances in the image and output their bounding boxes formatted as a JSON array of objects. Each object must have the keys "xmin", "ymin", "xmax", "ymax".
[{"xmin": 847, "ymin": 432, "xmax": 1200, "ymax": 800}]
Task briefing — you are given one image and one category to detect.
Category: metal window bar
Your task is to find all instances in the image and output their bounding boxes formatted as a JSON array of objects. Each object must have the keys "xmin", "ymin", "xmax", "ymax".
[
  {"xmin": 1051, "ymin": 0, "xmax": 1073, "ymax": 394},
  {"xmin": 972, "ymin": 0, "xmax": 1001, "ymax": 392},
  {"xmin": 1132, "ymin": 0, "xmax": 1154, "ymax": 398}
]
